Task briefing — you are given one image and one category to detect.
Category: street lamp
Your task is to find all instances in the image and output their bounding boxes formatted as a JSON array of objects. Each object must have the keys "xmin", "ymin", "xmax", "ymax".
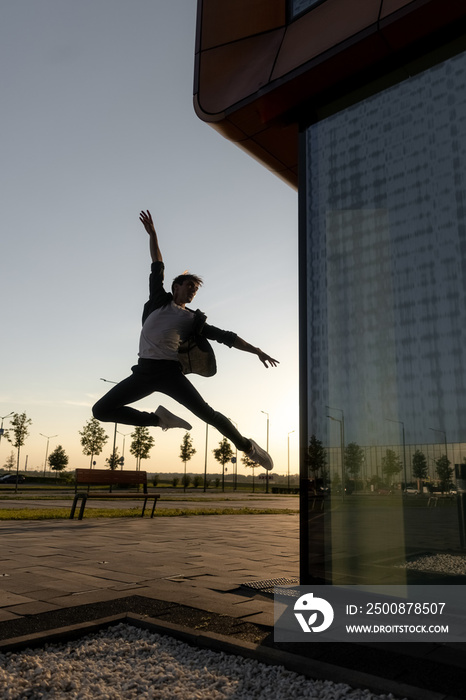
[
  {"xmin": 386, "ymin": 418, "xmax": 407, "ymax": 490},
  {"xmin": 203, "ymin": 423, "xmax": 209, "ymax": 492},
  {"xmin": 327, "ymin": 415, "xmax": 344, "ymax": 498},
  {"xmin": 261, "ymin": 410, "xmax": 270, "ymax": 494},
  {"xmin": 430, "ymin": 427, "xmax": 448, "ymax": 461},
  {"xmin": 100, "ymin": 378, "xmax": 118, "ymax": 464},
  {"xmin": 0, "ymin": 412, "xmax": 14, "ymax": 445},
  {"xmin": 430, "ymin": 427, "xmax": 448, "ymax": 487},
  {"xmin": 229, "ymin": 418, "xmax": 238, "ymax": 490},
  {"xmin": 326, "ymin": 406, "xmax": 345, "ymax": 451},
  {"xmin": 40, "ymin": 433, "xmax": 58, "ymax": 477},
  {"xmin": 116, "ymin": 430, "xmax": 131, "ymax": 470},
  {"xmin": 287, "ymin": 430, "xmax": 295, "ymax": 490}
]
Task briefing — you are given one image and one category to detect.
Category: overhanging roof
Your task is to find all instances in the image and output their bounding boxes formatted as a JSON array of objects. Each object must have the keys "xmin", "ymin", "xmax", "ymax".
[{"xmin": 194, "ymin": 0, "xmax": 466, "ymax": 188}]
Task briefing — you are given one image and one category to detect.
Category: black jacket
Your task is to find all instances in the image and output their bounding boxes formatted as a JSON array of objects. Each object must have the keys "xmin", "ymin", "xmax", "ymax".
[{"xmin": 141, "ymin": 262, "xmax": 237, "ymax": 377}]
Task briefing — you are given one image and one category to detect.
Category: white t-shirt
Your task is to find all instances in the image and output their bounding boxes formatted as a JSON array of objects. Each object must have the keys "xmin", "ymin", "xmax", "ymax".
[{"xmin": 138, "ymin": 302, "xmax": 195, "ymax": 361}]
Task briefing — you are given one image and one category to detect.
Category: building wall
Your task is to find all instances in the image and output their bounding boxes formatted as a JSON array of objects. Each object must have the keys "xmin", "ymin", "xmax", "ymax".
[{"xmin": 194, "ymin": 0, "xmax": 466, "ymax": 586}]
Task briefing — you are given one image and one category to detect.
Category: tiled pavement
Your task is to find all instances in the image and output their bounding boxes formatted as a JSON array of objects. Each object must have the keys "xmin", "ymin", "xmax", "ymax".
[
  {"xmin": 0, "ymin": 514, "xmax": 298, "ymax": 627},
  {"xmin": 0, "ymin": 513, "xmax": 466, "ymax": 700}
]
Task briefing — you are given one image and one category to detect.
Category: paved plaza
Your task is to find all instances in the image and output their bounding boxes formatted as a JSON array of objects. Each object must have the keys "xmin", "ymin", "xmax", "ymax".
[
  {"xmin": 0, "ymin": 512, "xmax": 298, "ymax": 626},
  {"xmin": 0, "ymin": 508, "xmax": 465, "ymax": 699}
]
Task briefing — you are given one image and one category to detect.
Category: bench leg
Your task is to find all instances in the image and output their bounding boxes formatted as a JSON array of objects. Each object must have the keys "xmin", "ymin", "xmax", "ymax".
[
  {"xmin": 78, "ymin": 494, "xmax": 88, "ymax": 520},
  {"xmin": 70, "ymin": 493, "xmax": 88, "ymax": 520},
  {"xmin": 69, "ymin": 495, "xmax": 79, "ymax": 519},
  {"xmin": 141, "ymin": 496, "xmax": 159, "ymax": 517}
]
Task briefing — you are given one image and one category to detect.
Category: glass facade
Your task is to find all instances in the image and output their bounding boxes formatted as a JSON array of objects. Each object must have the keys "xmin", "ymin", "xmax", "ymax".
[{"xmin": 301, "ymin": 49, "xmax": 466, "ymax": 585}]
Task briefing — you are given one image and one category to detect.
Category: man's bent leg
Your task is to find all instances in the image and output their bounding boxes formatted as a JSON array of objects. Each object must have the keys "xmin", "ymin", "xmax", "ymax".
[{"xmin": 92, "ymin": 373, "xmax": 160, "ymax": 426}]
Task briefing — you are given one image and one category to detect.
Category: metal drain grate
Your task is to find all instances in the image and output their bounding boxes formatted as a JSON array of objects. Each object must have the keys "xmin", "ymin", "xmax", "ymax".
[{"xmin": 240, "ymin": 577, "xmax": 299, "ymax": 595}]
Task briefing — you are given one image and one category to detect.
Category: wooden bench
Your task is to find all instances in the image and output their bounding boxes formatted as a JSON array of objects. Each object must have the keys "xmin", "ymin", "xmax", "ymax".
[{"xmin": 70, "ymin": 469, "xmax": 160, "ymax": 520}]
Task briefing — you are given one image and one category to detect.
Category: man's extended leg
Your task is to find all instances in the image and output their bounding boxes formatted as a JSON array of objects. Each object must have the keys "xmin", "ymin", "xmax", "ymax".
[{"xmin": 159, "ymin": 364, "xmax": 274, "ymax": 470}]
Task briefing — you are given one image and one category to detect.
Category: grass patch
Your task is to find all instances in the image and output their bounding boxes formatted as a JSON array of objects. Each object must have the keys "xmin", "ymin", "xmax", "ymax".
[
  {"xmin": 0, "ymin": 493, "xmax": 297, "ymax": 503},
  {"xmin": 0, "ymin": 507, "xmax": 299, "ymax": 520}
]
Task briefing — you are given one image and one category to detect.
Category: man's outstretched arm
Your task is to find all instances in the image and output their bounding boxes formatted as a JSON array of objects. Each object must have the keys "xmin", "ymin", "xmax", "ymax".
[
  {"xmin": 233, "ymin": 336, "xmax": 279, "ymax": 368},
  {"xmin": 140, "ymin": 210, "xmax": 162, "ymax": 262}
]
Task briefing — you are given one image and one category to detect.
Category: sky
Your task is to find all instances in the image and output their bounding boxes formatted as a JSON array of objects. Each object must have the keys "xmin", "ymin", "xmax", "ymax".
[{"xmin": 0, "ymin": 0, "xmax": 298, "ymax": 477}]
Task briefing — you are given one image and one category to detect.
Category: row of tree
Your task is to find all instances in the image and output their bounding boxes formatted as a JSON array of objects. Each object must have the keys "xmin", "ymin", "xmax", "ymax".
[
  {"xmin": 2, "ymin": 414, "xmax": 263, "ymax": 485},
  {"xmin": 305, "ymin": 435, "xmax": 456, "ymax": 492}
]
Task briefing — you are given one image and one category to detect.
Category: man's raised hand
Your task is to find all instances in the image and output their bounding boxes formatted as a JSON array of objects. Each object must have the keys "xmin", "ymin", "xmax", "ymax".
[
  {"xmin": 140, "ymin": 210, "xmax": 156, "ymax": 236},
  {"xmin": 140, "ymin": 209, "xmax": 163, "ymax": 262}
]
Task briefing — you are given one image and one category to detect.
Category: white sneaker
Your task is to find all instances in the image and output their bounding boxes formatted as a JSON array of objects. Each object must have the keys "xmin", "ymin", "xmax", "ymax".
[
  {"xmin": 247, "ymin": 439, "xmax": 273, "ymax": 471},
  {"xmin": 154, "ymin": 406, "xmax": 192, "ymax": 431}
]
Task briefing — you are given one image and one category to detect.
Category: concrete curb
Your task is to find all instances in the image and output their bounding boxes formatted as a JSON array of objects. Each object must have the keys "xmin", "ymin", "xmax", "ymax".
[{"xmin": 0, "ymin": 613, "xmax": 460, "ymax": 700}]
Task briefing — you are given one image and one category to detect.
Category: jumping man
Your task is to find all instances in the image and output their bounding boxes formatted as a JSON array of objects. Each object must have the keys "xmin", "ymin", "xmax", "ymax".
[{"xmin": 92, "ymin": 210, "xmax": 278, "ymax": 470}]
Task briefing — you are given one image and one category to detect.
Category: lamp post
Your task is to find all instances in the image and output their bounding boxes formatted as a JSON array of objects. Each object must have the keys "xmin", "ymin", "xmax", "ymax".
[
  {"xmin": 261, "ymin": 410, "xmax": 270, "ymax": 494},
  {"xmin": 0, "ymin": 412, "xmax": 14, "ymax": 446},
  {"xmin": 386, "ymin": 418, "xmax": 407, "ymax": 491},
  {"xmin": 116, "ymin": 430, "xmax": 131, "ymax": 470},
  {"xmin": 430, "ymin": 427, "xmax": 448, "ymax": 488},
  {"xmin": 229, "ymin": 418, "xmax": 238, "ymax": 490},
  {"xmin": 327, "ymin": 415, "xmax": 344, "ymax": 498},
  {"xmin": 326, "ymin": 406, "xmax": 345, "ymax": 449},
  {"xmin": 100, "ymin": 378, "xmax": 118, "ymax": 464},
  {"xmin": 430, "ymin": 427, "xmax": 447, "ymax": 462},
  {"xmin": 287, "ymin": 430, "xmax": 295, "ymax": 490},
  {"xmin": 40, "ymin": 433, "xmax": 58, "ymax": 477},
  {"xmin": 203, "ymin": 423, "xmax": 209, "ymax": 492}
]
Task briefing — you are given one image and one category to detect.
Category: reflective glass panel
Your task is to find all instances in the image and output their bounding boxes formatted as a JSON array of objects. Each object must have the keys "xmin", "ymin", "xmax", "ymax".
[{"xmin": 302, "ymin": 49, "xmax": 466, "ymax": 585}]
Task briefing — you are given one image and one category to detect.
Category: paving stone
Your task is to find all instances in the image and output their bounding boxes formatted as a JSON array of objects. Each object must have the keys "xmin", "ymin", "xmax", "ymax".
[
  {"xmin": 0, "ymin": 609, "xmax": 21, "ymax": 622},
  {"xmin": 46, "ymin": 589, "xmax": 135, "ymax": 607},
  {"xmin": 6, "ymin": 601, "xmax": 61, "ymax": 615},
  {"xmin": 0, "ymin": 592, "xmax": 35, "ymax": 608}
]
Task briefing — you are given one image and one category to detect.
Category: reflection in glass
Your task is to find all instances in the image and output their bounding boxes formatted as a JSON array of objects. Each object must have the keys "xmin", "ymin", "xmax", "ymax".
[{"xmin": 302, "ymin": 49, "xmax": 466, "ymax": 584}]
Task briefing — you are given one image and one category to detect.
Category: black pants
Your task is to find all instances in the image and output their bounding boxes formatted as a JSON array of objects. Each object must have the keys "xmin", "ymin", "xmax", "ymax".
[{"xmin": 92, "ymin": 359, "xmax": 250, "ymax": 452}]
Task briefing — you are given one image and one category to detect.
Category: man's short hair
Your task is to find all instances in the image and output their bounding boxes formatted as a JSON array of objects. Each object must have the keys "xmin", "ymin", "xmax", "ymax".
[{"xmin": 171, "ymin": 273, "xmax": 203, "ymax": 294}]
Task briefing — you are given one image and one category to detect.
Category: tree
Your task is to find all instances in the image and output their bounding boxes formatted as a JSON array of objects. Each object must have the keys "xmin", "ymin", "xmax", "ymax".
[
  {"xmin": 345, "ymin": 442, "xmax": 364, "ymax": 479},
  {"xmin": 48, "ymin": 445, "xmax": 69, "ymax": 475},
  {"xmin": 242, "ymin": 453, "xmax": 259, "ymax": 493},
  {"xmin": 179, "ymin": 432, "xmax": 196, "ymax": 492},
  {"xmin": 79, "ymin": 418, "xmax": 108, "ymax": 468},
  {"xmin": 435, "ymin": 455, "xmax": 453, "ymax": 493},
  {"xmin": 3, "ymin": 451, "xmax": 15, "ymax": 472},
  {"xmin": 5, "ymin": 412, "xmax": 32, "ymax": 491},
  {"xmin": 305, "ymin": 434, "xmax": 327, "ymax": 483},
  {"xmin": 381, "ymin": 449, "xmax": 402, "ymax": 484},
  {"xmin": 332, "ymin": 471, "xmax": 342, "ymax": 493},
  {"xmin": 193, "ymin": 475, "xmax": 203, "ymax": 489},
  {"xmin": 213, "ymin": 437, "xmax": 233, "ymax": 492},
  {"xmin": 130, "ymin": 426, "xmax": 154, "ymax": 470},
  {"xmin": 106, "ymin": 448, "xmax": 121, "ymax": 471},
  {"xmin": 412, "ymin": 450, "xmax": 428, "ymax": 489},
  {"xmin": 182, "ymin": 474, "xmax": 192, "ymax": 490}
]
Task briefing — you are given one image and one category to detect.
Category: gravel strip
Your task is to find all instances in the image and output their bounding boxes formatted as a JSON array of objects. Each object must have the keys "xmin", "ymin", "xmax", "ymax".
[
  {"xmin": 0, "ymin": 623, "xmax": 403, "ymax": 700},
  {"xmin": 396, "ymin": 553, "xmax": 466, "ymax": 575}
]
